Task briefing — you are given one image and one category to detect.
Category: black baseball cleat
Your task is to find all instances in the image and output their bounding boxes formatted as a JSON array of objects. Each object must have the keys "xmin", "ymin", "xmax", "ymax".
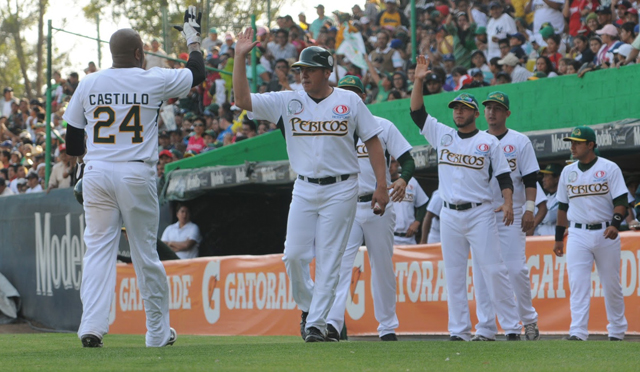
[
  {"xmin": 609, "ymin": 337, "xmax": 623, "ymax": 341},
  {"xmin": 300, "ymin": 311, "xmax": 308, "ymax": 340},
  {"xmin": 164, "ymin": 327, "xmax": 177, "ymax": 346},
  {"xmin": 81, "ymin": 334, "xmax": 103, "ymax": 348},
  {"xmin": 326, "ymin": 324, "xmax": 340, "ymax": 342},
  {"xmin": 471, "ymin": 335, "xmax": 495, "ymax": 341},
  {"xmin": 449, "ymin": 335, "xmax": 465, "ymax": 341},
  {"xmin": 565, "ymin": 335, "xmax": 584, "ymax": 341},
  {"xmin": 506, "ymin": 333, "xmax": 521, "ymax": 341},
  {"xmin": 304, "ymin": 327, "xmax": 325, "ymax": 343},
  {"xmin": 380, "ymin": 333, "xmax": 398, "ymax": 341}
]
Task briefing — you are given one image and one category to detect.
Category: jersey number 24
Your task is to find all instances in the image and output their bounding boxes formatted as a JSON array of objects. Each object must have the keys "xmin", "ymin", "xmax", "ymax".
[{"xmin": 93, "ymin": 106, "xmax": 143, "ymax": 144}]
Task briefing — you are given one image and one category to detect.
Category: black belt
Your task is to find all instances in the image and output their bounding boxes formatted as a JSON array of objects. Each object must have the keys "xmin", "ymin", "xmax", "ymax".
[
  {"xmin": 358, "ymin": 194, "xmax": 373, "ymax": 203},
  {"xmin": 394, "ymin": 232, "xmax": 407, "ymax": 237},
  {"xmin": 298, "ymin": 174, "xmax": 351, "ymax": 185},
  {"xmin": 444, "ymin": 201, "xmax": 482, "ymax": 211},
  {"xmin": 573, "ymin": 222, "xmax": 610, "ymax": 230},
  {"xmin": 129, "ymin": 160, "xmax": 144, "ymax": 163}
]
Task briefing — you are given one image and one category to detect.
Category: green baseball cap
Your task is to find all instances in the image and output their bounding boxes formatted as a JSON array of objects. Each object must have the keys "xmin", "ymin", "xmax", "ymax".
[
  {"xmin": 448, "ymin": 93, "xmax": 479, "ymax": 111},
  {"xmin": 528, "ymin": 71, "xmax": 547, "ymax": 80},
  {"xmin": 539, "ymin": 163, "xmax": 563, "ymax": 176},
  {"xmin": 540, "ymin": 25, "xmax": 555, "ymax": 40},
  {"xmin": 204, "ymin": 130, "xmax": 216, "ymax": 138},
  {"xmin": 209, "ymin": 27, "xmax": 218, "ymax": 34},
  {"xmin": 563, "ymin": 126, "xmax": 597, "ymax": 146},
  {"xmin": 338, "ymin": 75, "xmax": 365, "ymax": 94},
  {"xmin": 475, "ymin": 26, "xmax": 486, "ymax": 35},
  {"xmin": 482, "ymin": 91, "xmax": 509, "ymax": 110}
]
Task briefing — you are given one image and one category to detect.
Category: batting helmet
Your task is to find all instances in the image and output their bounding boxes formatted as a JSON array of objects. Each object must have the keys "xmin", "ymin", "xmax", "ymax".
[
  {"xmin": 74, "ymin": 178, "xmax": 84, "ymax": 205},
  {"xmin": 292, "ymin": 46, "xmax": 334, "ymax": 69}
]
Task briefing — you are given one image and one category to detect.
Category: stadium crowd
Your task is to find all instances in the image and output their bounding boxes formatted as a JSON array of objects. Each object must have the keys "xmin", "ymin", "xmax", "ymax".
[{"xmin": 2, "ymin": 0, "xmax": 640, "ymax": 201}]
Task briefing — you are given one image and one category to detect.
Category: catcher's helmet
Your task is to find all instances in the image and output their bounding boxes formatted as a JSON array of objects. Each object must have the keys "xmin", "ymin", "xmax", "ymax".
[
  {"xmin": 74, "ymin": 178, "xmax": 84, "ymax": 205},
  {"xmin": 292, "ymin": 46, "xmax": 334, "ymax": 69}
]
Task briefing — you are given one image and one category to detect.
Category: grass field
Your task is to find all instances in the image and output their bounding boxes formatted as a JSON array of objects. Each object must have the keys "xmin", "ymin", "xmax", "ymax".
[{"xmin": 1, "ymin": 334, "xmax": 638, "ymax": 371}]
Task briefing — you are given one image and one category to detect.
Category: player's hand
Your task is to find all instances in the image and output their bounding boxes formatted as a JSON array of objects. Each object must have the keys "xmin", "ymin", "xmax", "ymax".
[
  {"xmin": 174, "ymin": 6, "xmax": 202, "ymax": 46},
  {"xmin": 553, "ymin": 241, "xmax": 564, "ymax": 257},
  {"xmin": 414, "ymin": 55, "xmax": 432, "ymax": 81},
  {"xmin": 521, "ymin": 210, "xmax": 534, "ymax": 232},
  {"xmin": 495, "ymin": 203, "xmax": 514, "ymax": 226},
  {"xmin": 372, "ymin": 186, "xmax": 390, "ymax": 216},
  {"xmin": 388, "ymin": 178, "xmax": 407, "ymax": 203},
  {"xmin": 235, "ymin": 27, "xmax": 259, "ymax": 58},
  {"xmin": 629, "ymin": 220, "xmax": 640, "ymax": 231},
  {"xmin": 406, "ymin": 221, "xmax": 421, "ymax": 237},
  {"xmin": 603, "ymin": 226, "xmax": 619, "ymax": 240}
]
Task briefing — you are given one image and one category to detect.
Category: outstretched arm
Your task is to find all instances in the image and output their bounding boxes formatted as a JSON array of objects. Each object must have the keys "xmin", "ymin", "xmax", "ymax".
[{"xmin": 233, "ymin": 28, "xmax": 259, "ymax": 111}]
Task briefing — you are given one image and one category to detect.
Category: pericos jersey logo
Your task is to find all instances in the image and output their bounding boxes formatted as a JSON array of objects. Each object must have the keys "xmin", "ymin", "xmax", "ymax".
[
  {"xmin": 503, "ymin": 144, "xmax": 516, "ymax": 155},
  {"xmin": 476, "ymin": 143, "xmax": 490, "ymax": 153},
  {"xmin": 594, "ymin": 170, "xmax": 606, "ymax": 180},
  {"xmin": 333, "ymin": 105, "xmax": 350, "ymax": 116}
]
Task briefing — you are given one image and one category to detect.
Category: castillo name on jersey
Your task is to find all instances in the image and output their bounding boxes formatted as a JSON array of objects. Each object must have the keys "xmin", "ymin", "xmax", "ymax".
[{"xmin": 88, "ymin": 93, "xmax": 150, "ymax": 106}]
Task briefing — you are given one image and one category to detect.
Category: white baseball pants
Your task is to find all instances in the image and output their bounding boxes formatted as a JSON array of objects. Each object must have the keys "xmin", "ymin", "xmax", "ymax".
[
  {"xmin": 78, "ymin": 160, "xmax": 172, "ymax": 347},
  {"xmin": 327, "ymin": 202, "xmax": 398, "ymax": 337},
  {"xmin": 566, "ymin": 227, "xmax": 627, "ymax": 340},
  {"xmin": 440, "ymin": 203, "xmax": 522, "ymax": 340},
  {"xmin": 283, "ymin": 177, "xmax": 358, "ymax": 335},
  {"xmin": 393, "ymin": 235, "xmax": 417, "ymax": 245},
  {"xmin": 473, "ymin": 210, "xmax": 538, "ymax": 338}
]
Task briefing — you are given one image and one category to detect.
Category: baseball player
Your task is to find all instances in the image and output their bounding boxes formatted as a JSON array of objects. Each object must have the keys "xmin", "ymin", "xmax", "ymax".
[
  {"xmin": 535, "ymin": 164, "xmax": 563, "ymax": 236},
  {"xmin": 420, "ymin": 189, "xmax": 443, "ymax": 244},
  {"xmin": 326, "ymin": 76, "xmax": 414, "ymax": 342},
  {"xmin": 390, "ymin": 159, "xmax": 429, "ymax": 245},
  {"xmin": 553, "ymin": 126, "xmax": 628, "ymax": 341},
  {"xmin": 410, "ymin": 55, "xmax": 521, "ymax": 341},
  {"xmin": 471, "ymin": 92, "xmax": 540, "ymax": 341},
  {"xmin": 63, "ymin": 7, "xmax": 205, "ymax": 347},
  {"xmin": 233, "ymin": 30, "xmax": 390, "ymax": 342}
]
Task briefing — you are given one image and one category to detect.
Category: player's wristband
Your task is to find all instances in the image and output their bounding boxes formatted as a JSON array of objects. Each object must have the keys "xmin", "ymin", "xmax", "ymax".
[
  {"xmin": 555, "ymin": 226, "xmax": 566, "ymax": 242},
  {"xmin": 611, "ymin": 213, "xmax": 623, "ymax": 229},
  {"xmin": 525, "ymin": 200, "xmax": 536, "ymax": 213}
]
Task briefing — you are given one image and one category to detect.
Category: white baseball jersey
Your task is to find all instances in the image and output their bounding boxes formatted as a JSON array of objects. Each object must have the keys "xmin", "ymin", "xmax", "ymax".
[
  {"xmin": 557, "ymin": 157, "xmax": 628, "ymax": 224},
  {"xmin": 356, "ymin": 116, "xmax": 412, "ymax": 195},
  {"xmin": 248, "ymin": 89, "xmax": 382, "ymax": 178},
  {"xmin": 426, "ymin": 189, "xmax": 443, "ymax": 242},
  {"xmin": 63, "ymin": 68, "xmax": 193, "ymax": 162},
  {"xmin": 535, "ymin": 190, "xmax": 558, "ymax": 235},
  {"xmin": 489, "ymin": 129, "xmax": 540, "ymax": 210},
  {"xmin": 394, "ymin": 177, "xmax": 429, "ymax": 234},
  {"xmin": 421, "ymin": 115, "xmax": 512, "ymax": 204}
]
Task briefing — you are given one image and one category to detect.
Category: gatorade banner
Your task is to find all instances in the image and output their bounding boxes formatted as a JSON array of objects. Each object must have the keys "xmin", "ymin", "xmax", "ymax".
[{"xmin": 109, "ymin": 233, "xmax": 640, "ymax": 336}]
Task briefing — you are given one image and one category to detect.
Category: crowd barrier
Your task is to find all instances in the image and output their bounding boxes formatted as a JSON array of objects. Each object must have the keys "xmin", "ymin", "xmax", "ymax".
[{"xmin": 110, "ymin": 233, "xmax": 640, "ymax": 336}]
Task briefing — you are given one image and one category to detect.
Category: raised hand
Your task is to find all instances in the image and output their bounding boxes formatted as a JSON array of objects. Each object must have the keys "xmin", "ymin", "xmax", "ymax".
[
  {"xmin": 235, "ymin": 27, "xmax": 259, "ymax": 58},
  {"xmin": 414, "ymin": 54, "xmax": 431, "ymax": 81},
  {"xmin": 174, "ymin": 6, "xmax": 202, "ymax": 46}
]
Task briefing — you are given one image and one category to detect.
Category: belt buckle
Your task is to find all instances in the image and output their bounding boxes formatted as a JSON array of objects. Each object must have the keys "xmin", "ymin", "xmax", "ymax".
[{"xmin": 317, "ymin": 177, "xmax": 332, "ymax": 185}]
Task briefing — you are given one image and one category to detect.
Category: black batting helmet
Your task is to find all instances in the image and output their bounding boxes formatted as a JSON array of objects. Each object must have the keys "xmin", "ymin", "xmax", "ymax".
[
  {"xmin": 292, "ymin": 46, "xmax": 334, "ymax": 69},
  {"xmin": 74, "ymin": 178, "xmax": 84, "ymax": 205}
]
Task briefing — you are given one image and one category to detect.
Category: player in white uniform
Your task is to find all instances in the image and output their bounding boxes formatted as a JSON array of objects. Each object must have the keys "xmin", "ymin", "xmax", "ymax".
[
  {"xmin": 390, "ymin": 161, "xmax": 429, "ymax": 245},
  {"xmin": 326, "ymin": 76, "xmax": 414, "ymax": 341},
  {"xmin": 535, "ymin": 164, "xmax": 563, "ymax": 236},
  {"xmin": 233, "ymin": 31, "xmax": 389, "ymax": 342},
  {"xmin": 527, "ymin": 182, "xmax": 548, "ymax": 235},
  {"xmin": 471, "ymin": 92, "xmax": 540, "ymax": 341},
  {"xmin": 420, "ymin": 189, "xmax": 443, "ymax": 244},
  {"xmin": 62, "ymin": 7, "xmax": 205, "ymax": 347},
  {"xmin": 410, "ymin": 55, "xmax": 521, "ymax": 341},
  {"xmin": 553, "ymin": 126, "xmax": 628, "ymax": 341}
]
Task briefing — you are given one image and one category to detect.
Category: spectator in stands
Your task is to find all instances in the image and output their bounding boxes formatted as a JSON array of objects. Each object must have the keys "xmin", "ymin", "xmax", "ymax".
[
  {"xmin": 464, "ymin": 68, "xmax": 491, "ymax": 88},
  {"xmin": 564, "ymin": 0, "xmax": 596, "ymax": 39},
  {"xmin": 202, "ymin": 27, "xmax": 223, "ymax": 54},
  {"xmin": 544, "ymin": 34, "xmax": 563, "ymax": 69},
  {"xmin": 445, "ymin": 8, "xmax": 478, "ymax": 69},
  {"xmin": 451, "ymin": 66, "xmax": 472, "ymax": 90},
  {"xmin": 424, "ymin": 72, "xmax": 444, "ymax": 95},
  {"xmin": 625, "ymin": 8, "xmax": 639, "ymax": 24},
  {"xmin": 487, "ymin": 1, "xmax": 517, "ymax": 59},
  {"xmin": 495, "ymin": 71, "xmax": 512, "ymax": 84},
  {"xmin": 46, "ymin": 143, "xmax": 74, "ymax": 192},
  {"xmin": 536, "ymin": 56, "xmax": 558, "ymax": 77},
  {"xmin": 186, "ymin": 117, "xmax": 207, "ymax": 154},
  {"xmin": 0, "ymin": 177, "xmax": 12, "ymax": 196},
  {"xmin": 498, "ymin": 52, "xmax": 533, "ymax": 82},
  {"xmin": 63, "ymin": 72, "xmax": 79, "ymax": 97},
  {"xmin": 216, "ymin": 111, "xmax": 234, "ymax": 144},
  {"xmin": 391, "ymin": 71, "xmax": 410, "ymax": 98},
  {"xmin": 614, "ymin": 1, "xmax": 631, "ymax": 25},
  {"xmin": 268, "ymin": 29, "xmax": 298, "ymax": 62},
  {"xmin": 619, "ymin": 22, "xmax": 636, "ymax": 44},
  {"xmin": 15, "ymin": 177, "xmax": 27, "ymax": 194},
  {"xmin": 267, "ymin": 59, "xmax": 294, "ymax": 92},
  {"xmin": 565, "ymin": 59, "xmax": 582, "ymax": 74},
  {"xmin": 201, "ymin": 130, "xmax": 216, "ymax": 152},
  {"xmin": 596, "ymin": 24, "xmax": 620, "ymax": 65},
  {"xmin": 143, "ymin": 39, "xmax": 168, "ymax": 70},
  {"xmin": 571, "ymin": 35, "xmax": 594, "ymax": 63},
  {"xmin": 498, "ymin": 38, "xmax": 511, "ymax": 58},
  {"xmin": 527, "ymin": 0, "xmax": 564, "ymax": 36},
  {"xmin": 585, "ymin": 12, "xmax": 599, "ymax": 34},
  {"xmin": 557, "ymin": 58, "xmax": 573, "ymax": 75},
  {"xmin": 240, "ymin": 119, "xmax": 258, "ymax": 140},
  {"xmin": 596, "ymin": 5, "xmax": 613, "ymax": 27},
  {"xmin": 220, "ymin": 33, "xmax": 236, "ymax": 55},
  {"xmin": 1, "ymin": 150, "xmax": 9, "ymax": 169},
  {"xmin": 310, "ymin": 5, "xmax": 329, "ymax": 40},
  {"xmin": 161, "ymin": 204, "xmax": 202, "ymax": 259},
  {"xmin": 377, "ymin": 0, "xmax": 409, "ymax": 28},
  {"xmin": 25, "ymin": 171, "xmax": 42, "ymax": 193},
  {"xmin": 370, "ymin": 31, "xmax": 404, "ymax": 73}
]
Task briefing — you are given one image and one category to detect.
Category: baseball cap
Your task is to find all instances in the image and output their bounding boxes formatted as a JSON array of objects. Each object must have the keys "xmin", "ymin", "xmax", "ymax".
[
  {"xmin": 204, "ymin": 130, "xmax": 216, "ymax": 138},
  {"xmin": 626, "ymin": 8, "xmax": 638, "ymax": 15},
  {"xmin": 563, "ymin": 126, "xmax": 597, "ymax": 146},
  {"xmin": 159, "ymin": 149, "xmax": 173, "ymax": 158},
  {"xmin": 616, "ymin": 0, "xmax": 632, "ymax": 9},
  {"xmin": 615, "ymin": 43, "xmax": 634, "ymax": 58},
  {"xmin": 596, "ymin": 24, "xmax": 618, "ymax": 37},
  {"xmin": 1, "ymin": 140, "xmax": 11, "ymax": 148},
  {"xmin": 257, "ymin": 26, "xmax": 268, "ymax": 36},
  {"xmin": 209, "ymin": 27, "xmax": 217, "ymax": 34},
  {"xmin": 539, "ymin": 163, "xmax": 563, "ymax": 176},
  {"xmin": 58, "ymin": 143, "xmax": 67, "ymax": 152},
  {"xmin": 497, "ymin": 52, "xmax": 519, "ymax": 66},
  {"xmin": 596, "ymin": 5, "xmax": 612, "ymax": 14},
  {"xmin": 443, "ymin": 53, "xmax": 456, "ymax": 62},
  {"xmin": 528, "ymin": 71, "xmax": 547, "ymax": 80},
  {"xmin": 225, "ymin": 33, "xmax": 234, "ymax": 40},
  {"xmin": 508, "ymin": 33, "xmax": 526, "ymax": 43},
  {"xmin": 436, "ymin": 5, "xmax": 450, "ymax": 16},
  {"xmin": 489, "ymin": 1, "xmax": 501, "ymax": 9},
  {"xmin": 475, "ymin": 26, "xmax": 487, "ymax": 35},
  {"xmin": 482, "ymin": 91, "xmax": 510, "ymax": 110},
  {"xmin": 338, "ymin": 75, "xmax": 365, "ymax": 94},
  {"xmin": 469, "ymin": 68, "xmax": 483, "ymax": 77},
  {"xmin": 426, "ymin": 73, "xmax": 440, "ymax": 82},
  {"xmin": 314, "ymin": 4, "xmax": 324, "ymax": 8},
  {"xmin": 3, "ymin": 87, "xmax": 12, "ymax": 93},
  {"xmin": 539, "ymin": 26, "xmax": 555, "ymax": 40},
  {"xmin": 448, "ymin": 93, "xmax": 479, "ymax": 111}
]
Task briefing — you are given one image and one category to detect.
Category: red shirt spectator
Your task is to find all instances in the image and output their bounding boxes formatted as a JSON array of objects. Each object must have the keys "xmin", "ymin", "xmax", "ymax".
[
  {"xmin": 566, "ymin": 0, "xmax": 597, "ymax": 37},
  {"xmin": 186, "ymin": 118, "xmax": 207, "ymax": 154}
]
